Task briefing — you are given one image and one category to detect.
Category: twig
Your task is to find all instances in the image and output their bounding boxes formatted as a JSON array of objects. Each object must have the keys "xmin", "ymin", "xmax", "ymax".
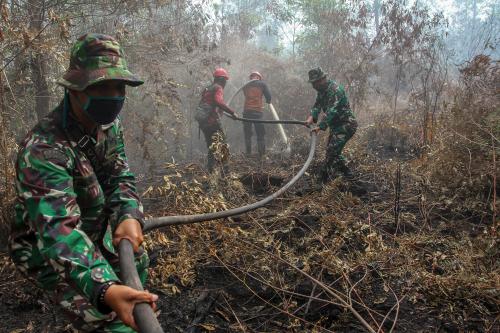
[
  {"xmin": 388, "ymin": 294, "xmax": 402, "ymax": 333},
  {"xmin": 471, "ymin": 119, "xmax": 500, "ymax": 145},
  {"xmin": 236, "ymin": 240, "xmax": 378, "ymax": 333},
  {"xmin": 451, "ymin": 128, "xmax": 493, "ymax": 149},
  {"xmin": 305, "ymin": 268, "xmax": 322, "ymax": 315},
  {"xmin": 212, "ymin": 251, "xmax": 337, "ymax": 333},
  {"xmin": 376, "ymin": 295, "xmax": 397, "ymax": 332},
  {"xmin": 222, "ymin": 260, "xmax": 343, "ymax": 307},
  {"xmin": 2, "ymin": 70, "xmax": 18, "ymax": 107},
  {"xmin": 0, "ymin": 22, "xmax": 52, "ymax": 72},
  {"xmin": 222, "ymin": 294, "xmax": 246, "ymax": 332},
  {"xmin": 466, "ymin": 146, "xmax": 473, "ymax": 182},
  {"xmin": 344, "ymin": 268, "xmax": 381, "ymax": 331},
  {"xmin": 246, "ymin": 216, "xmax": 396, "ymax": 322},
  {"xmin": 187, "ymin": 290, "xmax": 220, "ymax": 333},
  {"xmin": 394, "ymin": 163, "xmax": 402, "ymax": 235},
  {"xmin": 377, "ymin": 284, "xmax": 404, "ymax": 333},
  {"xmin": 491, "ymin": 131, "xmax": 497, "ymax": 236},
  {"xmin": 293, "ymin": 215, "xmax": 329, "ymax": 249}
]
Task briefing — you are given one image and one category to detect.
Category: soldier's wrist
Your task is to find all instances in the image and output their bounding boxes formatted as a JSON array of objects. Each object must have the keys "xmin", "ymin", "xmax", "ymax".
[
  {"xmin": 117, "ymin": 213, "xmax": 145, "ymax": 230},
  {"xmin": 97, "ymin": 281, "xmax": 120, "ymax": 314}
]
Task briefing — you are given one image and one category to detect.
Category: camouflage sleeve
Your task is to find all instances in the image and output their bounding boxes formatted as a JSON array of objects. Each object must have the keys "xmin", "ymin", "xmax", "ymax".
[
  {"xmin": 319, "ymin": 85, "xmax": 347, "ymax": 130},
  {"xmin": 310, "ymin": 94, "xmax": 321, "ymax": 122},
  {"xmin": 320, "ymin": 103, "xmax": 340, "ymax": 130},
  {"xmin": 16, "ymin": 142, "xmax": 119, "ymax": 307},
  {"xmin": 335, "ymin": 85, "xmax": 350, "ymax": 113},
  {"xmin": 102, "ymin": 119, "xmax": 145, "ymax": 231}
]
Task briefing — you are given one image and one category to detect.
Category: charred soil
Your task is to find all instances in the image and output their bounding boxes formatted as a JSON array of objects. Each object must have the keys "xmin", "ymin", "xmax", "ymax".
[{"xmin": 0, "ymin": 128, "xmax": 498, "ymax": 333}]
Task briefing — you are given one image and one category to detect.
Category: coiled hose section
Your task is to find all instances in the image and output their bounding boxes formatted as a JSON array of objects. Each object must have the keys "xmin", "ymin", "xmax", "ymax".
[{"xmin": 119, "ymin": 113, "xmax": 316, "ymax": 333}]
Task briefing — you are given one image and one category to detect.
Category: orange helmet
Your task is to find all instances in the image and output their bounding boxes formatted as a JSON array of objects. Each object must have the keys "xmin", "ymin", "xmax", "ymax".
[
  {"xmin": 213, "ymin": 68, "xmax": 229, "ymax": 80},
  {"xmin": 249, "ymin": 71, "xmax": 262, "ymax": 80}
]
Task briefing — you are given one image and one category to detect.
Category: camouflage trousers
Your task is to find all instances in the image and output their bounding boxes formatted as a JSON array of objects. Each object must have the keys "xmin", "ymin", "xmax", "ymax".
[
  {"xmin": 322, "ymin": 119, "xmax": 357, "ymax": 180},
  {"xmin": 11, "ymin": 232, "xmax": 149, "ymax": 333}
]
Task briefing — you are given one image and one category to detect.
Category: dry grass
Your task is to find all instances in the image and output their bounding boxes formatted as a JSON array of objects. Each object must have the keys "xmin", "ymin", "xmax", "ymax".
[
  {"xmin": 141, "ymin": 118, "xmax": 498, "ymax": 331},
  {"xmin": 134, "ymin": 58, "xmax": 499, "ymax": 332}
]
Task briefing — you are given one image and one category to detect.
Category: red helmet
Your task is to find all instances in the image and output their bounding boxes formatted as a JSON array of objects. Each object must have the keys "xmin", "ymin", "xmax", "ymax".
[
  {"xmin": 213, "ymin": 68, "xmax": 229, "ymax": 80},
  {"xmin": 249, "ymin": 71, "xmax": 262, "ymax": 80}
]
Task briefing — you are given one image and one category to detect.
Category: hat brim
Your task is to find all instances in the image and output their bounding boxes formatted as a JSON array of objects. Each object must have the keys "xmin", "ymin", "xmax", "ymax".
[
  {"xmin": 57, "ymin": 68, "xmax": 144, "ymax": 91},
  {"xmin": 308, "ymin": 74, "xmax": 327, "ymax": 83}
]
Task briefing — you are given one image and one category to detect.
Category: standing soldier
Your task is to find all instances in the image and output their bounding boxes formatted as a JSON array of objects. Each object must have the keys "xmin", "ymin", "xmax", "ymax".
[
  {"xmin": 195, "ymin": 68, "xmax": 236, "ymax": 173},
  {"xmin": 242, "ymin": 71, "xmax": 272, "ymax": 158},
  {"xmin": 306, "ymin": 67, "xmax": 357, "ymax": 182},
  {"xmin": 9, "ymin": 33, "xmax": 157, "ymax": 332}
]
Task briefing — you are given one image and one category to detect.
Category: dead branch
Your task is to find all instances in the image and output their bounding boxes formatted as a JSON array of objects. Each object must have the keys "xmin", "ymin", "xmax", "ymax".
[{"xmin": 236, "ymin": 239, "xmax": 378, "ymax": 333}]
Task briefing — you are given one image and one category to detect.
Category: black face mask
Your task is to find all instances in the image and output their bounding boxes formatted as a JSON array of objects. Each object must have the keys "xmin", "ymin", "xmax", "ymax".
[
  {"xmin": 81, "ymin": 95, "xmax": 125, "ymax": 125},
  {"xmin": 313, "ymin": 81, "xmax": 327, "ymax": 92}
]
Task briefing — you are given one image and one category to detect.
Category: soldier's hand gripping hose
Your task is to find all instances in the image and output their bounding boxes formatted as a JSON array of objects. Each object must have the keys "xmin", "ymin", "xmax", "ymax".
[
  {"xmin": 305, "ymin": 115, "xmax": 314, "ymax": 126},
  {"xmin": 119, "ymin": 239, "xmax": 164, "ymax": 333},
  {"xmin": 113, "ymin": 218, "xmax": 144, "ymax": 252},
  {"xmin": 103, "ymin": 283, "xmax": 158, "ymax": 331},
  {"xmin": 311, "ymin": 126, "xmax": 321, "ymax": 134}
]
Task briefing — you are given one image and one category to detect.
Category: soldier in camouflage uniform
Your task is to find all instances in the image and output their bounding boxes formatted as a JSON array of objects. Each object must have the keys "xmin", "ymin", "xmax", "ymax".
[
  {"xmin": 9, "ymin": 33, "xmax": 157, "ymax": 332},
  {"xmin": 306, "ymin": 67, "xmax": 357, "ymax": 182}
]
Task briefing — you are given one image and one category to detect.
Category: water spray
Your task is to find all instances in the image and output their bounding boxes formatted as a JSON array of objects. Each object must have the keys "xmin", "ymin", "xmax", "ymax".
[{"xmin": 268, "ymin": 103, "xmax": 292, "ymax": 154}]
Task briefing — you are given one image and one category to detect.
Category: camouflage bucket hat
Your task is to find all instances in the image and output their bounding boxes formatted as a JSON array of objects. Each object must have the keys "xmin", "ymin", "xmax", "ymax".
[
  {"xmin": 308, "ymin": 67, "xmax": 327, "ymax": 82},
  {"xmin": 57, "ymin": 33, "xmax": 143, "ymax": 91}
]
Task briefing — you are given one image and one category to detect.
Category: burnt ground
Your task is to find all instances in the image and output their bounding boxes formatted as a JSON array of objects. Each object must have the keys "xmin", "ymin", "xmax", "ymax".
[{"xmin": 0, "ymin": 138, "xmax": 498, "ymax": 333}]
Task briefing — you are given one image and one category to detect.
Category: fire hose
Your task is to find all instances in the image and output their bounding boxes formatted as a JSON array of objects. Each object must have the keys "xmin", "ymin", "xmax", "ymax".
[
  {"xmin": 119, "ymin": 110, "xmax": 316, "ymax": 333},
  {"xmin": 231, "ymin": 106, "xmax": 295, "ymax": 153},
  {"xmin": 230, "ymin": 114, "xmax": 307, "ymax": 126}
]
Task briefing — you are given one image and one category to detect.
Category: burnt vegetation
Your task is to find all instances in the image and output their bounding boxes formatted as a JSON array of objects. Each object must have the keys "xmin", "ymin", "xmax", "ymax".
[{"xmin": 0, "ymin": 0, "xmax": 498, "ymax": 332}]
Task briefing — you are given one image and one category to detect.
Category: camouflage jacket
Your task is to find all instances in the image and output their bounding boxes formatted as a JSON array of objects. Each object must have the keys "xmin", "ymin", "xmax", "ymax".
[
  {"xmin": 310, "ymin": 80, "xmax": 355, "ymax": 131},
  {"xmin": 10, "ymin": 102, "xmax": 144, "ymax": 307}
]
